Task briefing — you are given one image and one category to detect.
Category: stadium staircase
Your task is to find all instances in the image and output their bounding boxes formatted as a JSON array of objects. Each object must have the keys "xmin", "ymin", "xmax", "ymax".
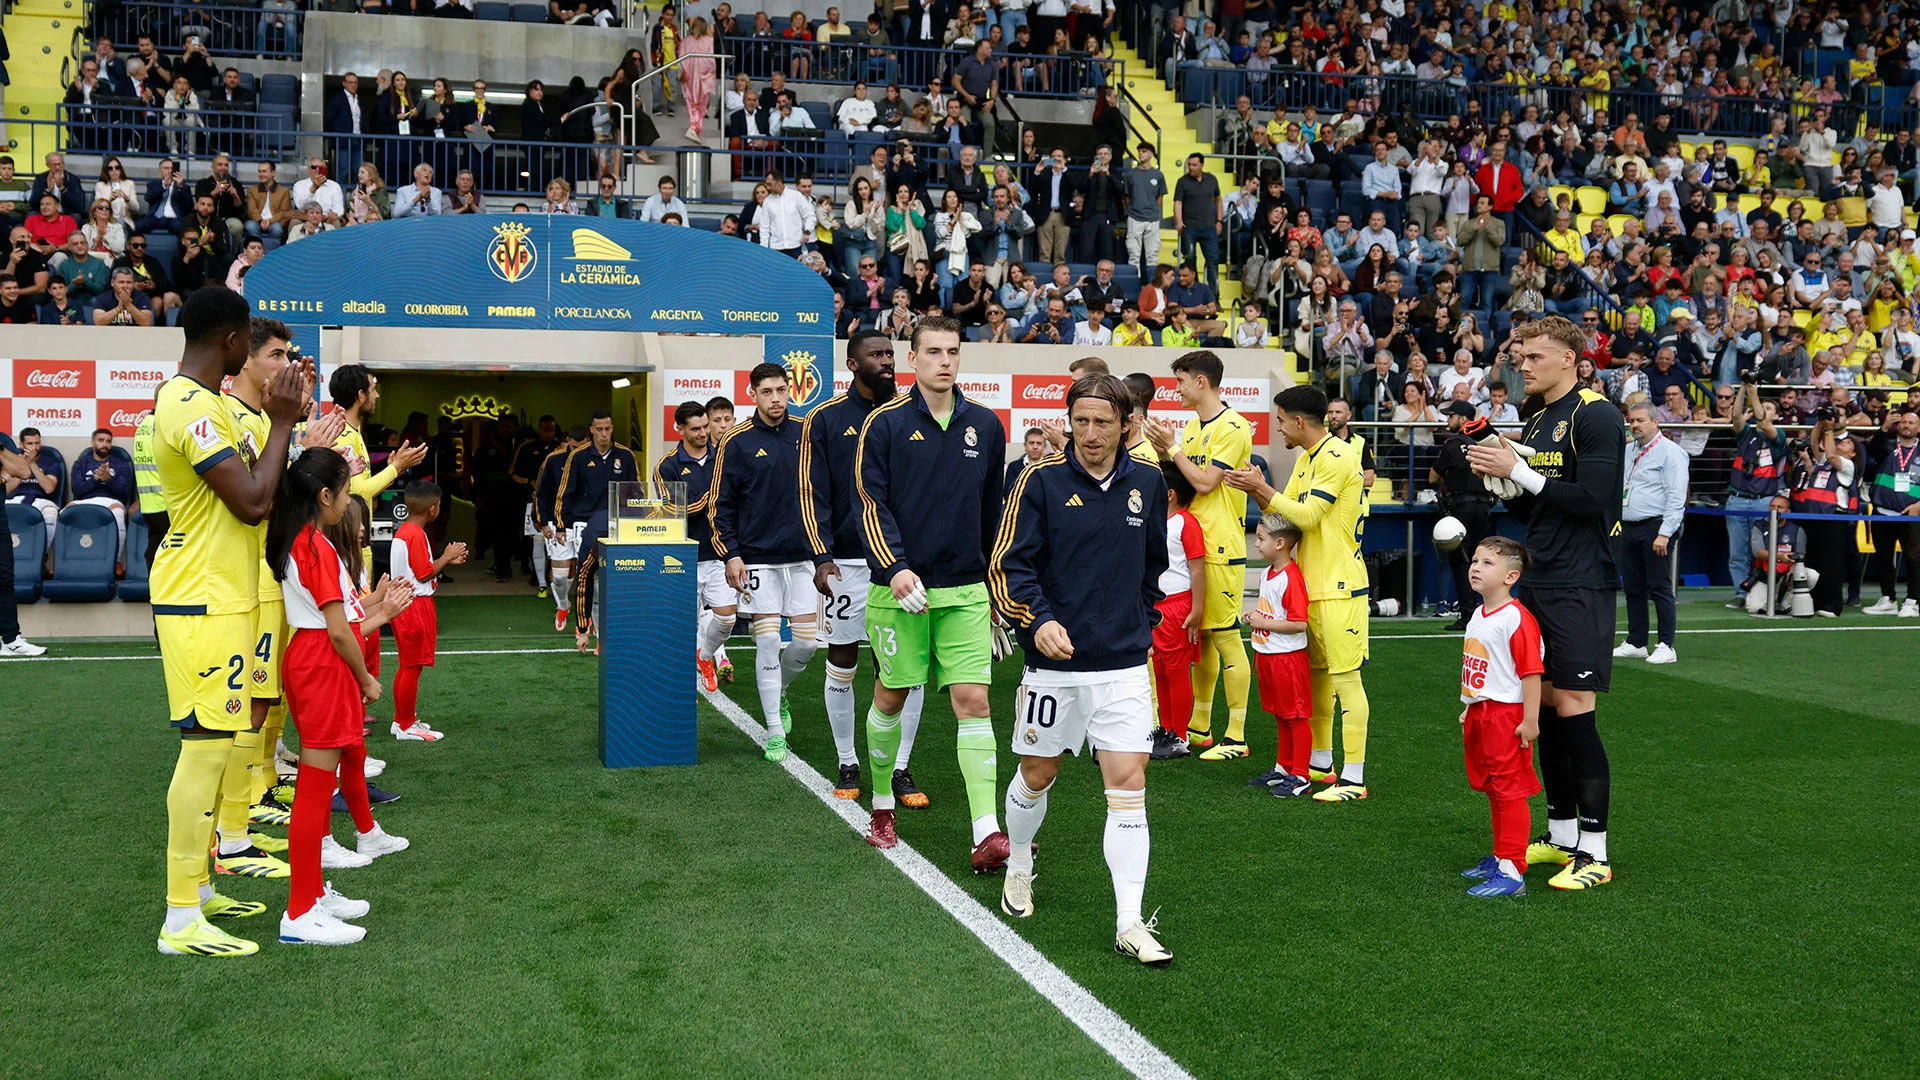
[
  {"xmin": 4, "ymin": 0, "xmax": 86, "ymax": 163},
  {"xmin": 1108, "ymin": 35, "xmax": 1307, "ymax": 384}
]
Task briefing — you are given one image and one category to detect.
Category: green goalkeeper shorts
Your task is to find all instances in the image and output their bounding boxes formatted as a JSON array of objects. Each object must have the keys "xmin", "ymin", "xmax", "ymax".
[{"xmin": 865, "ymin": 581, "xmax": 994, "ymax": 691}]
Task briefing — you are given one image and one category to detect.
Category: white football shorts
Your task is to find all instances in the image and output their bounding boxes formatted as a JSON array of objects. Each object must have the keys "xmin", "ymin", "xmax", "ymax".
[
  {"xmin": 820, "ymin": 562, "xmax": 871, "ymax": 646},
  {"xmin": 698, "ymin": 558, "xmax": 742, "ymax": 610},
  {"xmin": 1012, "ymin": 665, "xmax": 1155, "ymax": 758},
  {"xmin": 740, "ymin": 561, "xmax": 817, "ymax": 619}
]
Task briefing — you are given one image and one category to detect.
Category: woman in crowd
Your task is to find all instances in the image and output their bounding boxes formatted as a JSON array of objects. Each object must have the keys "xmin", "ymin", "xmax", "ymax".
[
  {"xmin": 740, "ymin": 180, "xmax": 769, "ymax": 242},
  {"xmin": 162, "ymin": 75, "xmax": 202, "ymax": 156},
  {"xmin": 903, "ymin": 257, "xmax": 941, "ymax": 313},
  {"xmin": 350, "ymin": 162, "xmax": 391, "ymax": 223},
  {"xmin": 877, "ymin": 285, "xmax": 917, "ymax": 339},
  {"xmin": 83, "ymin": 199, "xmax": 127, "ymax": 259},
  {"xmin": 679, "ymin": 16, "xmax": 717, "ymax": 140},
  {"xmin": 999, "ymin": 261, "xmax": 1039, "ymax": 327},
  {"xmin": 841, "ymin": 175, "xmax": 883, "ymax": 280},
  {"xmin": 95, "ymin": 158, "xmax": 140, "ymax": 230},
  {"xmin": 543, "ymin": 176, "xmax": 579, "ymax": 215},
  {"xmin": 882, "ymin": 183, "xmax": 927, "ymax": 281},
  {"xmin": 932, "ymin": 188, "xmax": 981, "ymax": 305},
  {"xmin": 1294, "ymin": 274, "xmax": 1337, "ymax": 367},
  {"xmin": 604, "ymin": 50, "xmax": 662, "ymax": 165}
]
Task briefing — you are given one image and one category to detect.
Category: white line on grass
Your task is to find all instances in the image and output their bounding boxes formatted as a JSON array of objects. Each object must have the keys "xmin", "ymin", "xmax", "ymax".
[
  {"xmin": 698, "ymin": 686, "xmax": 1194, "ymax": 1080},
  {"xmin": 10, "ymin": 621, "xmax": 1920, "ymax": 664}
]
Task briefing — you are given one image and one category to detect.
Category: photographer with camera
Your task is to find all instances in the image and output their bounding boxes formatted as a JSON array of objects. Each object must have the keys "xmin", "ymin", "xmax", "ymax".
[
  {"xmin": 1863, "ymin": 406, "xmax": 1920, "ymax": 617},
  {"xmin": 1771, "ymin": 405, "xmax": 1856, "ymax": 618},
  {"xmin": 1724, "ymin": 377, "xmax": 1787, "ymax": 603}
]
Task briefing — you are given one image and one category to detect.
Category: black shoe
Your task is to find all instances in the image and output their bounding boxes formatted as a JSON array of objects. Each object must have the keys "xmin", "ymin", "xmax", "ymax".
[
  {"xmin": 891, "ymin": 768, "xmax": 928, "ymax": 808},
  {"xmin": 1148, "ymin": 726, "xmax": 1192, "ymax": 760},
  {"xmin": 1445, "ymin": 616, "xmax": 1470, "ymax": 632},
  {"xmin": 833, "ymin": 762, "xmax": 861, "ymax": 799}
]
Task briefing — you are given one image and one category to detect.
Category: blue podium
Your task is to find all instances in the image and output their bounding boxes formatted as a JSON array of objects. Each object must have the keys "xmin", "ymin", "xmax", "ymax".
[{"xmin": 597, "ymin": 540, "xmax": 698, "ymax": 767}]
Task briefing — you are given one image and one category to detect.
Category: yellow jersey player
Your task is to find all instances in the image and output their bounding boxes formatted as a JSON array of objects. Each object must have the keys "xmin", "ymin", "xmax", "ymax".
[
  {"xmin": 217, "ymin": 319, "xmax": 352, "ymax": 879},
  {"xmin": 152, "ymin": 287, "xmax": 310, "ymax": 957},
  {"xmin": 1144, "ymin": 351, "xmax": 1254, "ymax": 759},
  {"xmin": 325, "ymin": 363, "xmax": 430, "ymax": 565},
  {"xmin": 1228, "ymin": 385, "xmax": 1374, "ymax": 801}
]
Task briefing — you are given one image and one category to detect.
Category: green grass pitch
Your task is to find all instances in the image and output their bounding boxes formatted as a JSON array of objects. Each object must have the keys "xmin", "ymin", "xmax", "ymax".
[{"xmin": 1, "ymin": 593, "xmax": 1913, "ymax": 1079}]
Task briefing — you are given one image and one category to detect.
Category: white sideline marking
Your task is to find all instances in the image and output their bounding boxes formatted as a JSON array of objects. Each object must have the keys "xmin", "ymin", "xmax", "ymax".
[
  {"xmin": 699, "ymin": 686, "xmax": 1194, "ymax": 1080},
  {"xmin": 10, "ymin": 621, "xmax": 1920, "ymax": 664}
]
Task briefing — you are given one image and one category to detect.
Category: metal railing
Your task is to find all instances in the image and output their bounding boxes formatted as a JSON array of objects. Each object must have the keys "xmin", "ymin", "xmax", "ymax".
[
  {"xmin": 93, "ymin": 1, "xmax": 304, "ymax": 62},
  {"xmin": 52, "ymin": 101, "xmax": 297, "ymax": 160},
  {"xmin": 715, "ymin": 38, "xmax": 1118, "ymax": 100},
  {"xmin": 615, "ymin": 52, "xmax": 729, "ymax": 150}
]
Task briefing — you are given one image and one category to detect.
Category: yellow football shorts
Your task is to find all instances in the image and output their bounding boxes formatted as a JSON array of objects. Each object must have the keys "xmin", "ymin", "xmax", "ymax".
[
  {"xmin": 1200, "ymin": 561, "xmax": 1246, "ymax": 632},
  {"xmin": 1306, "ymin": 596, "xmax": 1370, "ymax": 674},
  {"xmin": 249, "ymin": 598, "xmax": 287, "ymax": 701},
  {"xmin": 156, "ymin": 611, "xmax": 256, "ymax": 731}
]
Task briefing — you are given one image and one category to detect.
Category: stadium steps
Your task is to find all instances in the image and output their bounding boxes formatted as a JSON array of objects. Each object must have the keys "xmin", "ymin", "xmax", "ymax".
[
  {"xmin": 3, "ymin": 3, "xmax": 86, "ymax": 163},
  {"xmin": 1113, "ymin": 37, "xmax": 1311, "ymax": 379}
]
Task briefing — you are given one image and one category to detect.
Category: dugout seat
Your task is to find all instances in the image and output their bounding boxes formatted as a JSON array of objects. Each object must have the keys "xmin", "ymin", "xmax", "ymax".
[
  {"xmin": 40, "ymin": 504, "xmax": 117, "ymax": 602},
  {"xmin": 121, "ymin": 515, "xmax": 150, "ymax": 602},
  {"xmin": 7, "ymin": 503, "xmax": 46, "ymax": 603}
]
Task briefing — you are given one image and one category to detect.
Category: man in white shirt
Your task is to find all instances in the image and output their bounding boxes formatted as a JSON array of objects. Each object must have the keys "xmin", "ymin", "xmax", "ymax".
[
  {"xmin": 291, "ymin": 156, "xmax": 345, "ymax": 223},
  {"xmin": 1868, "ymin": 170, "xmax": 1906, "ymax": 231},
  {"xmin": 638, "ymin": 175, "xmax": 689, "ymax": 223},
  {"xmin": 392, "ymin": 163, "xmax": 447, "ymax": 218},
  {"xmin": 1799, "ymin": 112, "xmax": 1839, "ymax": 195},
  {"xmin": 1406, "ymin": 139, "xmax": 1448, "ymax": 236},
  {"xmin": 753, "ymin": 170, "xmax": 816, "ymax": 257},
  {"xmin": 771, "ymin": 97, "xmax": 817, "ymax": 137},
  {"xmin": 836, "ymin": 81, "xmax": 878, "ymax": 133}
]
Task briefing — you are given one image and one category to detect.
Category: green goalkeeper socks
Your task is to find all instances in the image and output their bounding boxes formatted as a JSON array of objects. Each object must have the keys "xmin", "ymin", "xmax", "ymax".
[
  {"xmin": 867, "ymin": 705, "xmax": 902, "ymax": 811},
  {"xmin": 955, "ymin": 718, "xmax": 999, "ymax": 838}
]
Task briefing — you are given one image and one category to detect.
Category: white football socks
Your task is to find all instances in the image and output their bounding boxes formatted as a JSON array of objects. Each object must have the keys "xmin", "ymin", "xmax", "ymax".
[
  {"xmin": 1581, "ymin": 830, "xmax": 1608, "ymax": 862},
  {"xmin": 1340, "ymin": 761, "xmax": 1365, "ymax": 784},
  {"xmin": 752, "ymin": 621, "xmax": 784, "ymax": 732},
  {"xmin": 164, "ymin": 904, "xmax": 201, "ymax": 933},
  {"xmin": 698, "ymin": 609, "xmax": 732, "ymax": 661},
  {"xmin": 896, "ymin": 684, "xmax": 926, "ymax": 771},
  {"xmin": 1004, "ymin": 773, "xmax": 1051, "ymax": 876},
  {"xmin": 551, "ymin": 568, "xmax": 571, "ymax": 612},
  {"xmin": 217, "ymin": 830, "xmax": 250, "ymax": 856},
  {"xmin": 1104, "ymin": 788, "xmax": 1149, "ymax": 934},
  {"xmin": 779, "ymin": 622, "xmax": 819, "ymax": 690},
  {"xmin": 824, "ymin": 662, "xmax": 859, "ymax": 766},
  {"xmin": 1310, "ymin": 748, "xmax": 1333, "ymax": 771},
  {"xmin": 1548, "ymin": 818, "xmax": 1579, "ymax": 850},
  {"xmin": 531, "ymin": 541, "xmax": 548, "ymax": 587}
]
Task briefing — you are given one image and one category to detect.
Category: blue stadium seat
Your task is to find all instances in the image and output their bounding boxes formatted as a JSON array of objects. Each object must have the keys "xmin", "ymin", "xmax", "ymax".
[
  {"xmin": 690, "ymin": 216, "xmax": 722, "ymax": 231},
  {"xmin": 236, "ymin": 71, "xmax": 257, "ymax": 95},
  {"xmin": 477, "ymin": 1, "xmax": 511, "ymax": 18},
  {"xmin": 41, "ymin": 504, "xmax": 118, "ymax": 601},
  {"xmin": 260, "ymin": 74, "xmax": 299, "ymax": 106},
  {"xmin": 121, "ymin": 515, "xmax": 150, "ymax": 602},
  {"xmin": 37, "ymin": 446, "xmax": 69, "ymax": 504},
  {"xmin": 261, "ymin": 104, "xmax": 298, "ymax": 156},
  {"xmin": 1305, "ymin": 179, "xmax": 1336, "ymax": 219},
  {"xmin": 144, "ymin": 232, "xmax": 178, "ymax": 270},
  {"xmin": 510, "ymin": 2, "xmax": 545, "ymax": 20},
  {"xmin": 7, "ymin": 503, "xmax": 46, "ymax": 603}
]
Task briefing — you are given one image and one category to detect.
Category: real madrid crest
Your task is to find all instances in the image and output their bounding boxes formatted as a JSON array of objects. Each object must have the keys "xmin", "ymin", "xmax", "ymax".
[
  {"xmin": 1127, "ymin": 489, "xmax": 1143, "ymax": 514},
  {"xmin": 964, "ymin": 426, "xmax": 978, "ymax": 447},
  {"xmin": 79, "ymin": 533, "xmax": 94, "ymax": 549}
]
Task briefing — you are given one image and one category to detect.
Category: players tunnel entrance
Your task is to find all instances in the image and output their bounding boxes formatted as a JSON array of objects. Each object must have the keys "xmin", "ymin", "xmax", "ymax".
[{"xmin": 325, "ymin": 344, "xmax": 650, "ymax": 589}]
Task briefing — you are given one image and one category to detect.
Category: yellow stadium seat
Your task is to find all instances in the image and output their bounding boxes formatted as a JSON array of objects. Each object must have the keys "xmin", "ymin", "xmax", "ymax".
[
  {"xmin": 1726, "ymin": 144, "xmax": 1756, "ymax": 173},
  {"xmin": 1575, "ymin": 186, "xmax": 1608, "ymax": 215},
  {"xmin": 1678, "ymin": 141, "xmax": 1698, "ymax": 160},
  {"xmin": 1607, "ymin": 213, "xmax": 1637, "ymax": 235},
  {"xmin": 1793, "ymin": 308, "xmax": 1816, "ymax": 329},
  {"xmin": 1576, "ymin": 213, "xmax": 1600, "ymax": 234},
  {"xmin": 1549, "ymin": 184, "xmax": 1576, "ymax": 210},
  {"xmin": 1738, "ymin": 194, "xmax": 1762, "ymax": 215},
  {"xmin": 1906, "ymin": 208, "xmax": 1919, "ymax": 230},
  {"xmin": 1714, "ymin": 192, "xmax": 1728, "ymax": 209},
  {"xmin": 1797, "ymin": 197, "xmax": 1824, "ymax": 219}
]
